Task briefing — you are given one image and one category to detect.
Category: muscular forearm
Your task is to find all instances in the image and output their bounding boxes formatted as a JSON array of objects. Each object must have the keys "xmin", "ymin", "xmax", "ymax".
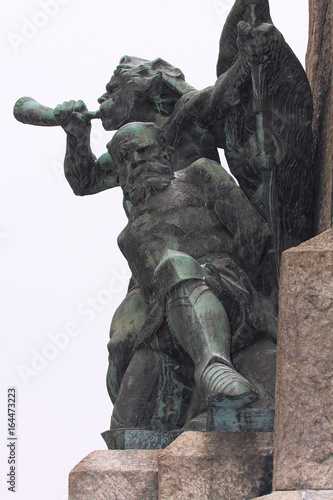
[
  {"xmin": 184, "ymin": 55, "xmax": 250, "ymax": 129},
  {"xmin": 64, "ymin": 133, "xmax": 97, "ymax": 195},
  {"xmin": 55, "ymin": 99, "xmax": 119, "ymax": 195},
  {"xmin": 64, "ymin": 135, "xmax": 119, "ymax": 196}
]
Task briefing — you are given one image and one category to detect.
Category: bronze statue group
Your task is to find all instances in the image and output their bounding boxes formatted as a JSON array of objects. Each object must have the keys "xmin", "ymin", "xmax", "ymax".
[{"xmin": 15, "ymin": 0, "xmax": 313, "ymax": 447}]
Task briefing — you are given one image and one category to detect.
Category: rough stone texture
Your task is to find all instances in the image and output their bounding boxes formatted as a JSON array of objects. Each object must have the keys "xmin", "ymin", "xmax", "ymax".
[
  {"xmin": 158, "ymin": 431, "xmax": 274, "ymax": 500},
  {"xmin": 273, "ymin": 230, "xmax": 333, "ymax": 491},
  {"xmin": 252, "ymin": 491, "xmax": 333, "ymax": 500},
  {"xmin": 306, "ymin": 0, "xmax": 333, "ymax": 233},
  {"xmin": 68, "ymin": 450, "xmax": 160, "ymax": 500}
]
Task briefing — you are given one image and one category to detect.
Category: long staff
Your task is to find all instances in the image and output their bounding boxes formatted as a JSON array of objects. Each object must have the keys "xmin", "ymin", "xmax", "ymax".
[{"xmin": 245, "ymin": 1, "xmax": 282, "ymax": 285}]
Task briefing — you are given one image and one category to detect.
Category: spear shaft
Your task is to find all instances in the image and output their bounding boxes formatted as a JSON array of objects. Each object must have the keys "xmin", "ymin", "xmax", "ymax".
[{"xmin": 245, "ymin": 2, "xmax": 282, "ymax": 284}]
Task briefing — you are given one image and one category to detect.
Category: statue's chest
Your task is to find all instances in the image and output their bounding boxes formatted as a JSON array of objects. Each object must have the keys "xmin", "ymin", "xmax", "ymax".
[{"xmin": 126, "ymin": 186, "xmax": 204, "ymax": 239}]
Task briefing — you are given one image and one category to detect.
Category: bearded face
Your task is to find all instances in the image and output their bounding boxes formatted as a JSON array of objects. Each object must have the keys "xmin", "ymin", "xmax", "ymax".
[
  {"xmin": 123, "ymin": 161, "xmax": 175, "ymax": 206},
  {"xmin": 109, "ymin": 122, "xmax": 175, "ymax": 207}
]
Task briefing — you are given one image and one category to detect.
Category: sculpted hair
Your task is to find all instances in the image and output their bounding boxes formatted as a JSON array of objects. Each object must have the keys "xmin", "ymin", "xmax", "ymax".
[
  {"xmin": 113, "ymin": 56, "xmax": 194, "ymax": 97},
  {"xmin": 107, "ymin": 122, "xmax": 172, "ymax": 170},
  {"xmin": 115, "ymin": 56, "xmax": 184, "ymax": 81}
]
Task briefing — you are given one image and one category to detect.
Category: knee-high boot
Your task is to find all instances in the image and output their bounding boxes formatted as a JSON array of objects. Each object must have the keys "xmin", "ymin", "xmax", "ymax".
[{"xmin": 166, "ymin": 279, "xmax": 258, "ymax": 408}]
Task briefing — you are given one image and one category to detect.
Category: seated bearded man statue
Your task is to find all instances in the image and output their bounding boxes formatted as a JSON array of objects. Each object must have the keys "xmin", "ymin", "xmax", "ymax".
[{"xmin": 104, "ymin": 122, "xmax": 277, "ymax": 447}]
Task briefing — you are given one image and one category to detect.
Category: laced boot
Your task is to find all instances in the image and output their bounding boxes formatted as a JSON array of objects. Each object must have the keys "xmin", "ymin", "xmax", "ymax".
[{"xmin": 197, "ymin": 361, "xmax": 258, "ymax": 409}]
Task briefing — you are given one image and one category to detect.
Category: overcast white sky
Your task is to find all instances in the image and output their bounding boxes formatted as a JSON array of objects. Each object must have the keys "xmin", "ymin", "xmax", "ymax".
[{"xmin": 1, "ymin": 1, "xmax": 309, "ymax": 499}]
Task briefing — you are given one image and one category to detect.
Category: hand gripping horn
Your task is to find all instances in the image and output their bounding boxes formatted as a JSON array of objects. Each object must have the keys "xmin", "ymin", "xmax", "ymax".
[{"xmin": 13, "ymin": 97, "xmax": 100, "ymax": 126}]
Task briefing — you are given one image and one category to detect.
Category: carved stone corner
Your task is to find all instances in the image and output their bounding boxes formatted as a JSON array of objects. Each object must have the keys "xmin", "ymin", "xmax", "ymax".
[{"xmin": 68, "ymin": 450, "xmax": 160, "ymax": 500}]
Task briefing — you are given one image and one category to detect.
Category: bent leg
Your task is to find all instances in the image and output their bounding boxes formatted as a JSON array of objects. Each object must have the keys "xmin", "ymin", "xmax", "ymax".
[
  {"xmin": 110, "ymin": 347, "xmax": 160, "ymax": 430},
  {"xmin": 107, "ymin": 287, "xmax": 148, "ymax": 403},
  {"xmin": 111, "ymin": 336, "xmax": 198, "ymax": 432},
  {"xmin": 166, "ymin": 280, "xmax": 258, "ymax": 408}
]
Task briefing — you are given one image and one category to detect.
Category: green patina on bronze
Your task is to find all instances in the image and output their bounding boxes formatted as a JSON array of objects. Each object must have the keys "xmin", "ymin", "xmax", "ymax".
[{"xmin": 14, "ymin": 0, "xmax": 313, "ymax": 448}]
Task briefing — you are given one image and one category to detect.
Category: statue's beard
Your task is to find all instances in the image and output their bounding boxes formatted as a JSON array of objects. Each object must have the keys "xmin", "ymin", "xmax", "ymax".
[{"xmin": 125, "ymin": 162, "xmax": 175, "ymax": 206}]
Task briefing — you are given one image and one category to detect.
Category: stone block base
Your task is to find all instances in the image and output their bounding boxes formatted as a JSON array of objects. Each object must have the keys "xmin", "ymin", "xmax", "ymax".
[
  {"xmin": 158, "ymin": 431, "xmax": 273, "ymax": 500},
  {"xmin": 68, "ymin": 450, "xmax": 160, "ymax": 500},
  {"xmin": 273, "ymin": 230, "xmax": 333, "ymax": 490},
  {"xmin": 69, "ymin": 432, "xmax": 274, "ymax": 499}
]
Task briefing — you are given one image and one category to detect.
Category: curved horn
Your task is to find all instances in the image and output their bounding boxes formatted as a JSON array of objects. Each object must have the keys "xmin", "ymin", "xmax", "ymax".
[{"xmin": 13, "ymin": 97, "xmax": 100, "ymax": 126}]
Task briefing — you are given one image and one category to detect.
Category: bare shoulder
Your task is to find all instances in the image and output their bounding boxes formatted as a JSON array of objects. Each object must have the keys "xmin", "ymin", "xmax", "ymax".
[
  {"xmin": 178, "ymin": 158, "xmax": 237, "ymax": 188},
  {"xmin": 95, "ymin": 152, "xmax": 115, "ymax": 172}
]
